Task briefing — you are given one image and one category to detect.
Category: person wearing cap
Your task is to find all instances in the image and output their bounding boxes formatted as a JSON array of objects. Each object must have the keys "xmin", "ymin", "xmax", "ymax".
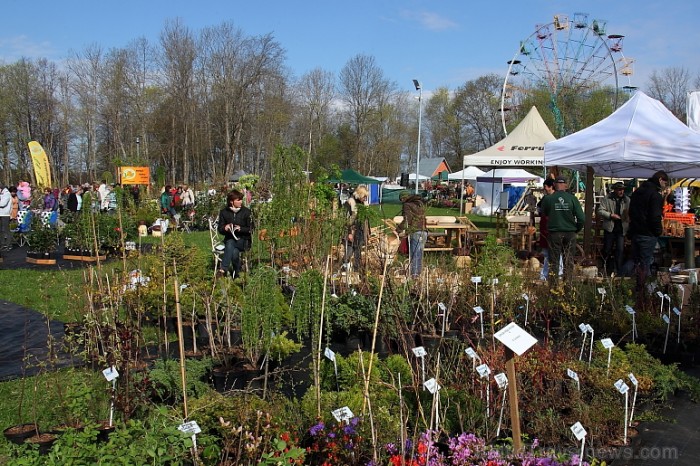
[
  {"xmin": 539, "ymin": 176, "xmax": 585, "ymax": 283},
  {"xmin": 628, "ymin": 170, "xmax": 669, "ymax": 299},
  {"xmin": 597, "ymin": 182, "xmax": 630, "ymax": 275},
  {"xmin": 0, "ymin": 183, "xmax": 12, "ymax": 251}
]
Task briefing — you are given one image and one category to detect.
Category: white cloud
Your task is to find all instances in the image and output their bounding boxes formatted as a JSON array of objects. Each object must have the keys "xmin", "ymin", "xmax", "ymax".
[
  {"xmin": 0, "ymin": 35, "xmax": 57, "ymax": 61},
  {"xmin": 401, "ymin": 10, "xmax": 458, "ymax": 31}
]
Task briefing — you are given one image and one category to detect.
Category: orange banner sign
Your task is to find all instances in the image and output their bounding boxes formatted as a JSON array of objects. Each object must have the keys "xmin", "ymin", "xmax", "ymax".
[{"xmin": 119, "ymin": 166, "xmax": 150, "ymax": 185}]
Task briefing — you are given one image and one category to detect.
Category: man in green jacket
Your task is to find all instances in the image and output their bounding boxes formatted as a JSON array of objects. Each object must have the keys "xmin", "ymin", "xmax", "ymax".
[{"xmin": 540, "ymin": 176, "xmax": 585, "ymax": 283}]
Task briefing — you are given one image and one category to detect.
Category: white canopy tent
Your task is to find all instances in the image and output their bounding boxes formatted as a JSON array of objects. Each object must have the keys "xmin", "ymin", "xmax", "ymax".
[
  {"xmin": 475, "ymin": 168, "xmax": 542, "ymax": 214},
  {"xmin": 407, "ymin": 173, "xmax": 430, "ymax": 181},
  {"xmin": 447, "ymin": 166, "xmax": 486, "ymax": 181},
  {"xmin": 544, "ymin": 91, "xmax": 700, "ymax": 178},
  {"xmin": 463, "ymin": 106, "xmax": 556, "ymax": 169}
]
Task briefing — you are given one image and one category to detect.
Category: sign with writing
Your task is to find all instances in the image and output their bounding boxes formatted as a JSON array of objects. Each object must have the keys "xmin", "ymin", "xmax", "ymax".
[
  {"xmin": 567, "ymin": 368, "xmax": 579, "ymax": 382},
  {"xmin": 178, "ymin": 420, "xmax": 201, "ymax": 435},
  {"xmin": 464, "ymin": 347, "xmax": 479, "ymax": 360},
  {"xmin": 614, "ymin": 379, "xmax": 630, "ymax": 394},
  {"xmin": 628, "ymin": 373, "xmax": 638, "ymax": 387},
  {"xmin": 423, "ymin": 378, "xmax": 441, "ymax": 394},
  {"xmin": 625, "ymin": 305, "xmax": 635, "ymax": 315},
  {"xmin": 492, "ymin": 278, "xmax": 499, "ymax": 285},
  {"xmin": 585, "ymin": 324, "xmax": 594, "ymax": 333},
  {"xmin": 579, "ymin": 323, "xmax": 588, "ymax": 333},
  {"xmin": 437, "ymin": 302, "xmax": 446, "ymax": 313},
  {"xmin": 102, "ymin": 366, "xmax": 119, "ymax": 382},
  {"xmin": 597, "ymin": 287, "xmax": 606, "ymax": 295},
  {"xmin": 476, "ymin": 363, "xmax": 491, "ymax": 378},
  {"xmin": 600, "ymin": 338, "xmax": 614, "ymax": 349},
  {"xmin": 673, "ymin": 307, "xmax": 681, "ymax": 316},
  {"xmin": 119, "ymin": 166, "xmax": 150, "ymax": 185},
  {"xmin": 331, "ymin": 406, "xmax": 354, "ymax": 423},
  {"xmin": 570, "ymin": 422, "xmax": 587, "ymax": 441},
  {"xmin": 471, "ymin": 276, "xmax": 482, "ymax": 284},
  {"xmin": 656, "ymin": 291, "xmax": 664, "ymax": 298},
  {"xmin": 494, "ymin": 322, "xmax": 538, "ymax": 356},
  {"xmin": 494, "ymin": 372, "xmax": 508, "ymax": 389},
  {"xmin": 662, "ymin": 314, "xmax": 670, "ymax": 324},
  {"xmin": 412, "ymin": 346, "xmax": 427, "ymax": 358},
  {"xmin": 324, "ymin": 347, "xmax": 336, "ymax": 362},
  {"xmin": 473, "ymin": 306, "xmax": 484, "ymax": 314}
]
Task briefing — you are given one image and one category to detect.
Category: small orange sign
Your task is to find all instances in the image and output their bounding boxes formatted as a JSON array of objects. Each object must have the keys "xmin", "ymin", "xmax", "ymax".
[{"xmin": 119, "ymin": 166, "xmax": 150, "ymax": 185}]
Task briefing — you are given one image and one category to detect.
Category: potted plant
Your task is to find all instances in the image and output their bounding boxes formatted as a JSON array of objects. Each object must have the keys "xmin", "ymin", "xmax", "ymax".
[{"xmin": 25, "ymin": 216, "xmax": 58, "ymax": 264}]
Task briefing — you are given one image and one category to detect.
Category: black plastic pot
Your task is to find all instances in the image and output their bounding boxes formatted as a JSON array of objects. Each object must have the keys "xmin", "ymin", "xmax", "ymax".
[
  {"xmin": 3, "ymin": 423, "xmax": 38, "ymax": 445},
  {"xmin": 25, "ymin": 433, "xmax": 57, "ymax": 454}
]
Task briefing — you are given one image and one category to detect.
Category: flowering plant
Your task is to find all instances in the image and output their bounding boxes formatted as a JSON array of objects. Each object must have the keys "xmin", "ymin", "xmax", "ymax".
[{"xmin": 305, "ymin": 416, "xmax": 368, "ymax": 465}]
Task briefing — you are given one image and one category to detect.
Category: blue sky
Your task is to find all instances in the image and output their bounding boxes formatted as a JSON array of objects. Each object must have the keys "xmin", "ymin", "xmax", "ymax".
[{"xmin": 1, "ymin": 0, "xmax": 698, "ymax": 93}]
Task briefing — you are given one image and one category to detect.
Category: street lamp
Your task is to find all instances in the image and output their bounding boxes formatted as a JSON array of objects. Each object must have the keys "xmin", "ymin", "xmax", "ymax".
[
  {"xmin": 413, "ymin": 79, "xmax": 423, "ymax": 194},
  {"xmin": 136, "ymin": 137, "xmax": 140, "ymax": 159}
]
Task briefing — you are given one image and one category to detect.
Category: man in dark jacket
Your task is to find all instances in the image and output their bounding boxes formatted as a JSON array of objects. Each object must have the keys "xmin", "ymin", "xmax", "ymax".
[
  {"xmin": 539, "ymin": 176, "xmax": 585, "ymax": 283},
  {"xmin": 628, "ymin": 170, "xmax": 668, "ymax": 296},
  {"xmin": 397, "ymin": 192, "xmax": 427, "ymax": 278}
]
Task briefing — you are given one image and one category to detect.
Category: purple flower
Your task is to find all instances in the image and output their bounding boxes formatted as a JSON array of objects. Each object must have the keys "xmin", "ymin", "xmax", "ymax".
[{"xmin": 309, "ymin": 422, "xmax": 325, "ymax": 436}]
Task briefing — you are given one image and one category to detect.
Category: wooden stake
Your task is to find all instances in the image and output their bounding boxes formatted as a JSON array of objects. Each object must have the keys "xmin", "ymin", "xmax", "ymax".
[{"xmin": 505, "ymin": 348, "xmax": 522, "ymax": 452}]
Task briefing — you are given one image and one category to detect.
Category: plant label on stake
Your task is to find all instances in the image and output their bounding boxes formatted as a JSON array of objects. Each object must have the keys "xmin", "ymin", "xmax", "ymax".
[
  {"xmin": 473, "ymin": 306, "xmax": 485, "ymax": 339},
  {"xmin": 324, "ymin": 347, "xmax": 339, "ymax": 391},
  {"xmin": 578, "ymin": 323, "xmax": 588, "ymax": 360},
  {"xmin": 567, "ymin": 368, "xmax": 580, "ymax": 391},
  {"xmin": 585, "ymin": 325, "xmax": 595, "ymax": 364},
  {"xmin": 471, "ymin": 276, "xmax": 481, "ymax": 302},
  {"xmin": 614, "ymin": 379, "xmax": 630, "ymax": 444},
  {"xmin": 423, "ymin": 377, "xmax": 441, "ymax": 394},
  {"xmin": 178, "ymin": 420, "xmax": 202, "ymax": 450},
  {"xmin": 664, "ymin": 294, "xmax": 671, "ymax": 317},
  {"xmin": 601, "ymin": 338, "xmax": 614, "ymax": 375},
  {"xmin": 662, "ymin": 314, "xmax": 671, "ymax": 354},
  {"xmin": 625, "ymin": 305, "xmax": 637, "ymax": 342},
  {"xmin": 628, "ymin": 373, "xmax": 639, "ymax": 426},
  {"xmin": 465, "ymin": 347, "xmax": 480, "ymax": 371},
  {"xmin": 673, "ymin": 307, "xmax": 682, "ymax": 344},
  {"xmin": 412, "ymin": 346, "xmax": 427, "ymax": 386},
  {"xmin": 494, "ymin": 322, "xmax": 537, "ymax": 453},
  {"xmin": 598, "ymin": 287, "xmax": 606, "ymax": 312},
  {"xmin": 476, "ymin": 363, "xmax": 491, "ymax": 418},
  {"xmin": 656, "ymin": 290, "xmax": 665, "ymax": 316},
  {"xmin": 437, "ymin": 302, "xmax": 447, "ymax": 336},
  {"xmin": 102, "ymin": 366, "xmax": 119, "ymax": 427},
  {"xmin": 570, "ymin": 422, "xmax": 587, "ymax": 466},
  {"xmin": 494, "ymin": 373, "xmax": 508, "ymax": 437},
  {"xmin": 521, "ymin": 293, "xmax": 530, "ymax": 326},
  {"xmin": 331, "ymin": 406, "xmax": 354, "ymax": 424}
]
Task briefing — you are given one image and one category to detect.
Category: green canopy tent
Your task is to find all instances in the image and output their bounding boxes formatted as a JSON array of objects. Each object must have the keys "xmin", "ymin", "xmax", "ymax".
[{"xmin": 327, "ymin": 169, "xmax": 380, "ymax": 185}]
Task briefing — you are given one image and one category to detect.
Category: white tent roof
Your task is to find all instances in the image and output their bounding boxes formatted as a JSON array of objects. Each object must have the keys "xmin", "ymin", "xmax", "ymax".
[
  {"xmin": 544, "ymin": 91, "xmax": 700, "ymax": 178},
  {"xmin": 447, "ymin": 166, "xmax": 485, "ymax": 181},
  {"xmin": 463, "ymin": 106, "xmax": 556, "ymax": 168},
  {"xmin": 477, "ymin": 168, "xmax": 541, "ymax": 183},
  {"xmin": 407, "ymin": 173, "xmax": 430, "ymax": 181}
]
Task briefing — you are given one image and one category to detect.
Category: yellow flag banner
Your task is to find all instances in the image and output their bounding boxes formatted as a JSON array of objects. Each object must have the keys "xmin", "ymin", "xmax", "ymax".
[{"xmin": 27, "ymin": 141, "xmax": 52, "ymax": 189}]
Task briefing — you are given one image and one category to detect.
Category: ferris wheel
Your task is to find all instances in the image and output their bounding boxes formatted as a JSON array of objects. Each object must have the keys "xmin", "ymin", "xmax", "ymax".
[{"xmin": 501, "ymin": 13, "xmax": 634, "ymax": 136}]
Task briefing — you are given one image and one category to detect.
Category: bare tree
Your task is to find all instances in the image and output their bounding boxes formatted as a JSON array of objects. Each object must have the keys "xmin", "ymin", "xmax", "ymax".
[
  {"xmin": 646, "ymin": 66, "xmax": 694, "ymax": 121},
  {"xmin": 296, "ymin": 68, "xmax": 336, "ymax": 172}
]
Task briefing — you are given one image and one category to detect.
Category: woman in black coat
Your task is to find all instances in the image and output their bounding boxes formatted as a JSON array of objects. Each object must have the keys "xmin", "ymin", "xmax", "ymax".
[{"xmin": 217, "ymin": 189, "xmax": 252, "ymax": 277}]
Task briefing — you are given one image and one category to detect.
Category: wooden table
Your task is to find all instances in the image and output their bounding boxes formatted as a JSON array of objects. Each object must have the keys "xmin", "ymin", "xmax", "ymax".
[{"xmin": 425, "ymin": 222, "xmax": 471, "ymax": 252}]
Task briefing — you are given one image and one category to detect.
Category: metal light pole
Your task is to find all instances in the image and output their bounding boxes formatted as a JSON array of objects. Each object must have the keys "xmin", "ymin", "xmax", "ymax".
[
  {"xmin": 413, "ymin": 79, "xmax": 423, "ymax": 194},
  {"xmin": 136, "ymin": 137, "xmax": 140, "ymax": 159}
]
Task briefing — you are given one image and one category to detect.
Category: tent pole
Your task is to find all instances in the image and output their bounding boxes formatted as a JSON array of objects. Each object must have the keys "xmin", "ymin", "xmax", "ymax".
[{"xmin": 583, "ymin": 166, "xmax": 594, "ymax": 259}]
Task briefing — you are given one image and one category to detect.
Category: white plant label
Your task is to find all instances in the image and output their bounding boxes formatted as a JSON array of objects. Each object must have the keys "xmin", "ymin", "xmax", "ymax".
[
  {"xmin": 492, "ymin": 278, "xmax": 499, "ymax": 285},
  {"xmin": 662, "ymin": 314, "xmax": 670, "ymax": 324},
  {"xmin": 673, "ymin": 307, "xmax": 681, "ymax": 316},
  {"xmin": 570, "ymin": 422, "xmax": 587, "ymax": 441},
  {"xmin": 412, "ymin": 346, "xmax": 427, "ymax": 358},
  {"xmin": 597, "ymin": 288, "xmax": 606, "ymax": 295},
  {"xmin": 585, "ymin": 324, "xmax": 594, "ymax": 333},
  {"xmin": 614, "ymin": 379, "xmax": 630, "ymax": 395},
  {"xmin": 473, "ymin": 306, "xmax": 484, "ymax": 314},
  {"xmin": 464, "ymin": 347, "xmax": 479, "ymax": 360},
  {"xmin": 178, "ymin": 420, "xmax": 201, "ymax": 435},
  {"xmin": 628, "ymin": 373, "xmax": 638, "ymax": 387},
  {"xmin": 578, "ymin": 323, "xmax": 588, "ymax": 333},
  {"xmin": 625, "ymin": 305, "xmax": 635, "ymax": 315},
  {"xmin": 423, "ymin": 378, "xmax": 441, "ymax": 394},
  {"xmin": 600, "ymin": 338, "xmax": 614, "ymax": 349},
  {"xmin": 567, "ymin": 368, "xmax": 579, "ymax": 382},
  {"xmin": 331, "ymin": 406, "xmax": 354, "ymax": 423},
  {"xmin": 494, "ymin": 322, "xmax": 538, "ymax": 356},
  {"xmin": 324, "ymin": 347, "xmax": 336, "ymax": 362},
  {"xmin": 522, "ymin": 293, "xmax": 529, "ymax": 301},
  {"xmin": 494, "ymin": 372, "xmax": 508, "ymax": 389},
  {"xmin": 437, "ymin": 302, "xmax": 447, "ymax": 313},
  {"xmin": 102, "ymin": 366, "xmax": 119, "ymax": 382},
  {"xmin": 656, "ymin": 291, "xmax": 664, "ymax": 298},
  {"xmin": 471, "ymin": 276, "xmax": 482, "ymax": 284},
  {"xmin": 476, "ymin": 363, "xmax": 491, "ymax": 378}
]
